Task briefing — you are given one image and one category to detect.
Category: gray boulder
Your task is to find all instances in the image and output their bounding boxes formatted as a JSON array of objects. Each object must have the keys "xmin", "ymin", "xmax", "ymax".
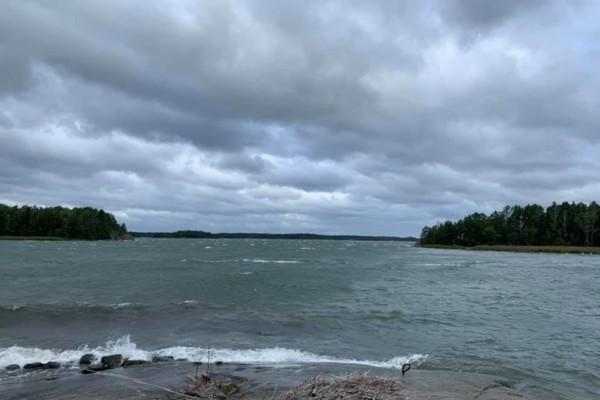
[
  {"xmin": 101, "ymin": 354, "xmax": 123, "ymax": 368},
  {"xmin": 79, "ymin": 354, "xmax": 96, "ymax": 365},
  {"xmin": 5, "ymin": 364, "xmax": 20, "ymax": 371},
  {"xmin": 122, "ymin": 359, "xmax": 150, "ymax": 367},
  {"xmin": 42, "ymin": 361, "xmax": 61, "ymax": 369},
  {"xmin": 23, "ymin": 362, "xmax": 43, "ymax": 370},
  {"xmin": 81, "ymin": 364, "xmax": 110, "ymax": 374}
]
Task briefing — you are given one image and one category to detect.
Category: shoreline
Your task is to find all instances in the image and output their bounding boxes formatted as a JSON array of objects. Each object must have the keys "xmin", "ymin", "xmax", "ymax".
[
  {"xmin": 418, "ymin": 243, "xmax": 600, "ymax": 255},
  {"xmin": 0, "ymin": 361, "xmax": 553, "ymax": 400}
]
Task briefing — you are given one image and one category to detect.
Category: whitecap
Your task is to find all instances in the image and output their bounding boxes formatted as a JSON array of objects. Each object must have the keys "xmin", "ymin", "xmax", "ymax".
[
  {"xmin": 151, "ymin": 347, "xmax": 428, "ymax": 369},
  {"xmin": 0, "ymin": 336, "xmax": 427, "ymax": 370},
  {"xmin": 0, "ymin": 336, "xmax": 147, "ymax": 368},
  {"xmin": 112, "ymin": 303, "xmax": 142, "ymax": 309},
  {"xmin": 0, "ymin": 304, "xmax": 24, "ymax": 311},
  {"xmin": 242, "ymin": 259, "xmax": 302, "ymax": 264}
]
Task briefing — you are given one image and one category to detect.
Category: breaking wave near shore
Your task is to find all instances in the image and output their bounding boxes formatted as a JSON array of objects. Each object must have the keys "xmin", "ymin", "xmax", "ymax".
[{"xmin": 0, "ymin": 335, "xmax": 427, "ymax": 370}]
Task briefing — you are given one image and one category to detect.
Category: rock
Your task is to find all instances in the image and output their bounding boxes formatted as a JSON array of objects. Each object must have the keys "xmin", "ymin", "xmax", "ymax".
[
  {"xmin": 122, "ymin": 359, "xmax": 150, "ymax": 367},
  {"xmin": 401, "ymin": 363, "xmax": 411, "ymax": 375},
  {"xmin": 79, "ymin": 354, "xmax": 96, "ymax": 365},
  {"xmin": 81, "ymin": 364, "xmax": 110, "ymax": 374},
  {"xmin": 151, "ymin": 355, "xmax": 174, "ymax": 362},
  {"xmin": 5, "ymin": 364, "xmax": 20, "ymax": 371},
  {"xmin": 42, "ymin": 362, "xmax": 61, "ymax": 369},
  {"xmin": 100, "ymin": 354, "xmax": 123, "ymax": 368},
  {"xmin": 23, "ymin": 362, "xmax": 43, "ymax": 370}
]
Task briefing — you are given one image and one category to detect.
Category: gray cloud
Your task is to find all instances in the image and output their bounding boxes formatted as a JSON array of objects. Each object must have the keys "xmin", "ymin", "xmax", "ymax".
[
  {"xmin": 1, "ymin": 0, "xmax": 599, "ymax": 235},
  {"xmin": 440, "ymin": 0, "xmax": 541, "ymax": 32}
]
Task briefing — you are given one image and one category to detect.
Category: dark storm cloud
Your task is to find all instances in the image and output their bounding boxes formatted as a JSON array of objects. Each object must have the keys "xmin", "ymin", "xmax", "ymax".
[
  {"xmin": 1, "ymin": 0, "xmax": 599, "ymax": 235},
  {"xmin": 440, "ymin": 0, "xmax": 542, "ymax": 32}
]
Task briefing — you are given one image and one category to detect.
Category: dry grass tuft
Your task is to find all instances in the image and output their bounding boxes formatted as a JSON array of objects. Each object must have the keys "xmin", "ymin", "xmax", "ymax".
[
  {"xmin": 177, "ymin": 373, "xmax": 405, "ymax": 400},
  {"xmin": 275, "ymin": 374, "xmax": 405, "ymax": 400},
  {"xmin": 181, "ymin": 376, "xmax": 247, "ymax": 399}
]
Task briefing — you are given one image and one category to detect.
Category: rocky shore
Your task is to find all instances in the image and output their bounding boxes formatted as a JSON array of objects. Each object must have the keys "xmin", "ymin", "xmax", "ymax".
[{"xmin": 0, "ymin": 356, "xmax": 560, "ymax": 400}]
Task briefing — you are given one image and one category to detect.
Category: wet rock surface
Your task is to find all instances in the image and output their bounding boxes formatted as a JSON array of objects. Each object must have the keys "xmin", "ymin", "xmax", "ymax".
[
  {"xmin": 81, "ymin": 364, "xmax": 111, "ymax": 374},
  {"xmin": 22, "ymin": 362, "xmax": 44, "ymax": 370},
  {"xmin": 79, "ymin": 354, "xmax": 96, "ymax": 365},
  {"xmin": 100, "ymin": 354, "xmax": 123, "ymax": 368},
  {"xmin": 122, "ymin": 359, "xmax": 151, "ymax": 367},
  {"xmin": 151, "ymin": 356, "xmax": 174, "ymax": 363},
  {"xmin": 43, "ymin": 362, "xmax": 61, "ymax": 369}
]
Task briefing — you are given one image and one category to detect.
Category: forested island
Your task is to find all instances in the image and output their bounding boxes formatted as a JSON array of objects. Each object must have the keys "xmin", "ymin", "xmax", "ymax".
[
  {"xmin": 0, "ymin": 204, "xmax": 129, "ymax": 240},
  {"xmin": 133, "ymin": 230, "xmax": 416, "ymax": 241},
  {"xmin": 420, "ymin": 202, "xmax": 600, "ymax": 251}
]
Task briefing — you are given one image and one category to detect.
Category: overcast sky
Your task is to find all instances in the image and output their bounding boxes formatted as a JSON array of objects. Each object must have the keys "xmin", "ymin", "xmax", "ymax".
[{"xmin": 1, "ymin": 0, "xmax": 599, "ymax": 235}]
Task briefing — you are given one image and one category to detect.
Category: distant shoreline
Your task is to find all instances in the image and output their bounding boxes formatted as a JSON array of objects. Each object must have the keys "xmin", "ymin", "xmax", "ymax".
[
  {"xmin": 0, "ymin": 233, "xmax": 417, "ymax": 242},
  {"xmin": 419, "ymin": 243, "xmax": 600, "ymax": 255},
  {"xmin": 132, "ymin": 231, "xmax": 417, "ymax": 242}
]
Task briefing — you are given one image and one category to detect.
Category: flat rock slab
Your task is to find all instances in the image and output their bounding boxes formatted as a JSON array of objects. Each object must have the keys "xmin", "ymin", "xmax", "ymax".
[{"xmin": 0, "ymin": 363, "xmax": 559, "ymax": 400}]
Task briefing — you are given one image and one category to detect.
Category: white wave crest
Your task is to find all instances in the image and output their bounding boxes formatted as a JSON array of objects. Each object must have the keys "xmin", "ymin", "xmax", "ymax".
[
  {"xmin": 152, "ymin": 347, "xmax": 427, "ymax": 369},
  {"xmin": 0, "ymin": 336, "xmax": 147, "ymax": 368},
  {"xmin": 0, "ymin": 336, "xmax": 427, "ymax": 370},
  {"xmin": 0, "ymin": 304, "xmax": 23, "ymax": 311},
  {"xmin": 242, "ymin": 259, "xmax": 302, "ymax": 264}
]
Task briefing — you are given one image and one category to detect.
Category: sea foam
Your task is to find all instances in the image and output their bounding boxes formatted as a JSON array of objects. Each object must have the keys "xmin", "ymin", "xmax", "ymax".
[{"xmin": 0, "ymin": 336, "xmax": 427, "ymax": 370}]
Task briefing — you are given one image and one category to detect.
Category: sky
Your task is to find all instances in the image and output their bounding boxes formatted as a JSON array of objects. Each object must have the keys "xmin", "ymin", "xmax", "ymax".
[{"xmin": 1, "ymin": 0, "xmax": 600, "ymax": 236}]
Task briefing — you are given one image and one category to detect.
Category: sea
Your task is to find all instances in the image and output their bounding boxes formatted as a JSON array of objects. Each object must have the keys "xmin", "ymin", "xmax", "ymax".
[{"xmin": 0, "ymin": 239, "xmax": 598, "ymax": 398}]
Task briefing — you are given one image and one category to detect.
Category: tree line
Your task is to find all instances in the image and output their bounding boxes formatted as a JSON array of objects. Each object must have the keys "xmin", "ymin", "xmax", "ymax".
[
  {"xmin": 420, "ymin": 202, "xmax": 600, "ymax": 247},
  {"xmin": 0, "ymin": 204, "xmax": 128, "ymax": 240}
]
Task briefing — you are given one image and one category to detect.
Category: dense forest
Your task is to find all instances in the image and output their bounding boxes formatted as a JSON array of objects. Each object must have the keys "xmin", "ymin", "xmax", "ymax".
[
  {"xmin": 0, "ymin": 204, "xmax": 129, "ymax": 240},
  {"xmin": 420, "ymin": 202, "xmax": 600, "ymax": 247},
  {"xmin": 132, "ymin": 230, "xmax": 416, "ymax": 241}
]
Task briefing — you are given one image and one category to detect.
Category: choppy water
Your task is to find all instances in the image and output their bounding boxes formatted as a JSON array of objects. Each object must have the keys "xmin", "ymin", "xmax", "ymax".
[{"xmin": 0, "ymin": 239, "xmax": 599, "ymax": 398}]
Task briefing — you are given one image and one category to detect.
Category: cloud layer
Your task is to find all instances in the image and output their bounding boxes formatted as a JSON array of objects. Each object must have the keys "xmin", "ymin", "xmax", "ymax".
[{"xmin": 2, "ymin": 0, "xmax": 599, "ymax": 235}]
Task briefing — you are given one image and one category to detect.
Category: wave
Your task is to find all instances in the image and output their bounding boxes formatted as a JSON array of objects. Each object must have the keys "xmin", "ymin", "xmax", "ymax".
[
  {"xmin": 0, "ymin": 336, "xmax": 427, "ymax": 370},
  {"xmin": 1, "ymin": 304, "xmax": 23, "ymax": 311},
  {"xmin": 0, "ymin": 301, "xmax": 211, "ymax": 313},
  {"xmin": 242, "ymin": 259, "xmax": 302, "ymax": 264},
  {"xmin": 0, "ymin": 336, "xmax": 147, "ymax": 369},
  {"xmin": 0, "ymin": 302, "xmax": 148, "ymax": 312}
]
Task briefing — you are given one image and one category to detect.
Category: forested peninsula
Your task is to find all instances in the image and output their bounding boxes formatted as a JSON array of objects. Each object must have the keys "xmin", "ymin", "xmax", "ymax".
[
  {"xmin": 0, "ymin": 204, "xmax": 129, "ymax": 240},
  {"xmin": 420, "ymin": 202, "xmax": 600, "ymax": 251}
]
